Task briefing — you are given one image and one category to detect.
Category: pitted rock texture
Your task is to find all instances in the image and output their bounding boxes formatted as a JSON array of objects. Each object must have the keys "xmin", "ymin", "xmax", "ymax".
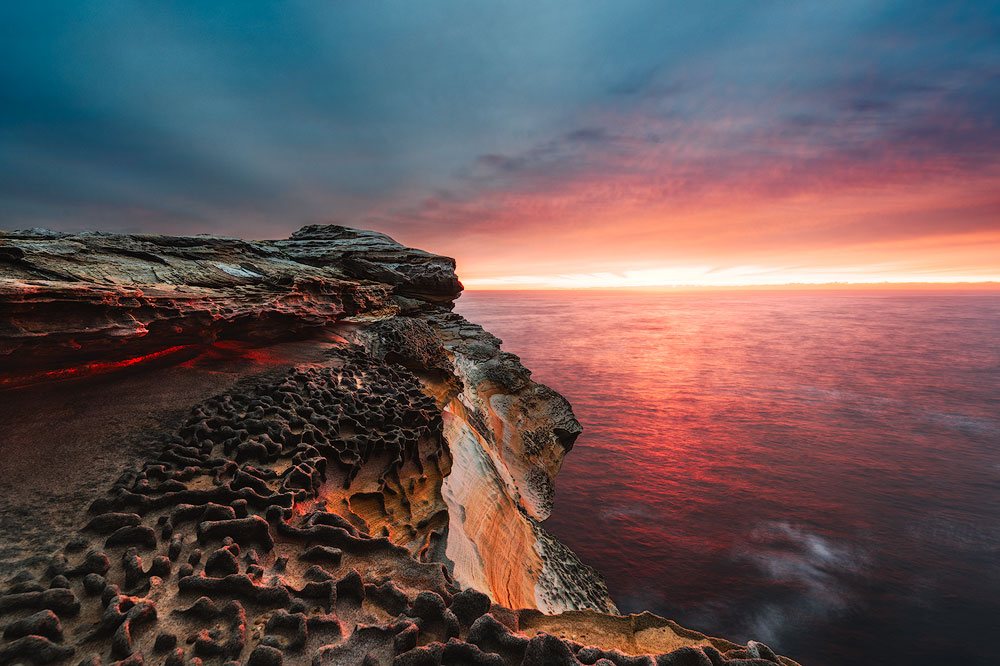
[{"xmin": 0, "ymin": 225, "xmax": 798, "ymax": 665}]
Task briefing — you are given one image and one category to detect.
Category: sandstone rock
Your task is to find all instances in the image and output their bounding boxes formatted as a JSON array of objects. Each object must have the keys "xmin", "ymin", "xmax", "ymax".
[
  {"xmin": 2, "ymin": 610, "xmax": 63, "ymax": 641},
  {"xmin": 0, "ymin": 589, "xmax": 80, "ymax": 616},
  {"xmin": 105, "ymin": 526, "xmax": 157, "ymax": 550},
  {"xmin": 450, "ymin": 588, "xmax": 491, "ymax": 627},
  {"xmin": 248, "ymin": 645, "xmax": 283, "ymax": 666},
  {"xmin": 0, "ymin": 635, "xmax": 75, "ymax": 664}
]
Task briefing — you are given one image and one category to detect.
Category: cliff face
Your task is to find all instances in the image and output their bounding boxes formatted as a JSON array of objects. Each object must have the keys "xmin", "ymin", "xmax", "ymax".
[{"xmin": 0, "ymin": 225, "xmax": 795, "ymax": 666}]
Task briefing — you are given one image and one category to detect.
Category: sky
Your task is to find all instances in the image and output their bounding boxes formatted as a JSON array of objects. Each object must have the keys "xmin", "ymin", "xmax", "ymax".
[{"xmin": 1, "ymin": 1, "xmax": 999, "ymax": 288}]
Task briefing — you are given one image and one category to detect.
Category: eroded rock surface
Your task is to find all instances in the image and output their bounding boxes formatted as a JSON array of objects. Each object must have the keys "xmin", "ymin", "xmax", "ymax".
[{"xmin": 0, "ymin": 225, "xmax": 797, "ymax": 665}]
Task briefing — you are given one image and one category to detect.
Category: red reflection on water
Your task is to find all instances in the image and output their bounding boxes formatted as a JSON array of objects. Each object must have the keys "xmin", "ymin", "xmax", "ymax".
[{"xmin": 456, "ymin": 289, "xmax": 1000, "ymax": 666}]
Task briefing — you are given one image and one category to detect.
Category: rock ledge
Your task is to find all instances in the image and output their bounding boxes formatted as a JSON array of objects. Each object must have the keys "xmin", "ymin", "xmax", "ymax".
[{"xmin": 0, "ymin": 225, "xmax": 798, "ymax": 666}]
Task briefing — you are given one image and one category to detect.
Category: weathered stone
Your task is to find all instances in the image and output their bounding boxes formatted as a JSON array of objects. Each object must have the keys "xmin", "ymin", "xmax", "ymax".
[
  {"xmin": 247, "ymin": 645, "xmax": 283, "ymax": 666},
  {"xmin": 0, "ymin": 635, "xmax": 75, "ymax": 664},
  {"xmin": 450, "ymin": 589, "xmax": 491, "ymax": 627},
  {"xmin": 105, "ymin": 525, "xmax": 157, "ymax": 550},
  {"xmin": 197, "ymin": 517, "xmax": 273, "ymax": 551},
  {"xmin": 2, "ymin": 610, "xmax": 63, "ymax": 642},
  {"xmin": 0, "ymin": 589, "xmax": 80, "ymax": 616}
]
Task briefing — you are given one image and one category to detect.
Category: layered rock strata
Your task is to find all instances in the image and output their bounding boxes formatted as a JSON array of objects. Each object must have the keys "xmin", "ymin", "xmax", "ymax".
[{"xmin": 0, "ymin": 226, "xmax": 797, "ymax": 665}]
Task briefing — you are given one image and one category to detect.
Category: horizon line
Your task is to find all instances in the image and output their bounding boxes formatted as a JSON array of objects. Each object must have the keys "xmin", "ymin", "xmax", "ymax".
[{"xmin": 461, "ymin": 281, "xmax": 1000, "ymax": 292}]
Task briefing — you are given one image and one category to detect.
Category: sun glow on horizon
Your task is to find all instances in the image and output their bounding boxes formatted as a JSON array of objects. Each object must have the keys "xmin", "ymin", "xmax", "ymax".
[{"xmin": 462, "ymin": 265, "xmax": 1000, "ymax": 290}]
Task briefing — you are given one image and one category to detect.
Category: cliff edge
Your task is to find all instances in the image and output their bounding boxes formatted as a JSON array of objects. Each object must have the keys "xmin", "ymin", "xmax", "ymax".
[{"xmin": 0, "ymin": 225, "xmax": 798, "ymax": 665}]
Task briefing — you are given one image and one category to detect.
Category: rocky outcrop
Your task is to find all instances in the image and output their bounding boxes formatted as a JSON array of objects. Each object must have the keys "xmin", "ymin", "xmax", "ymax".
[
  {"xmin": 0, "ymin": 225, "xmax": 797, "ymax": 665},
  {"xmin": 0, "ymin": 226, "xmax": 445, "ymax": 384}
]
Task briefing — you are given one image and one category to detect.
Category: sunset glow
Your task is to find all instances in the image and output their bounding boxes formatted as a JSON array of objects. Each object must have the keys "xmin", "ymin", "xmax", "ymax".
[
  {"xmin": 464, "ymin": 271, "xmax": 1000, "ymax": 291},
  {"xmin": 2, "ymin": 3, "xmax": 998, "ymax": 286}
]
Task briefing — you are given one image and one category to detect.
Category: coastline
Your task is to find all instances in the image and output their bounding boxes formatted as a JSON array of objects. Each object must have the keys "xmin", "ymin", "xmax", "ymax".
[{"xmin": 0, "ymin": 225, "xmax": 798, "ymax": 665}]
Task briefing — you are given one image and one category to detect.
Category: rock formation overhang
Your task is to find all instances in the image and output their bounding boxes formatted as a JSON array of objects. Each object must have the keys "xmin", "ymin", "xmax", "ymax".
[
  {"xmin": 0, "ymin": 225, "xmax": 798, "ymax": 666},
  {"xmin": 0, "ymin": 225, "xmax": 460, "ymax": 383}
]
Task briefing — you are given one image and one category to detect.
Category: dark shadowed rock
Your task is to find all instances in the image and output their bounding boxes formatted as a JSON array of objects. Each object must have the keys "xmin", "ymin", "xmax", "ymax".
[
  {"xmin": 2, "ymin": 610, "xmax": 63, "ymax": 641},
  {"xmin": 248, "ymin": 645, "xmax": 283, "ymax": 666}
]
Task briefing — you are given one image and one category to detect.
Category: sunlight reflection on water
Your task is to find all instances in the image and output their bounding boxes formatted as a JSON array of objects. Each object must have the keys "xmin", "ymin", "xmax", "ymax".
[{"xmin": 456, "ymin": 290, "xmax": 1000, "ymax": 666}]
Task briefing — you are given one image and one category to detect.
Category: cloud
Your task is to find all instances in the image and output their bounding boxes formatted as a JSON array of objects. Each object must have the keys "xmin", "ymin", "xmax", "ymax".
[{"xmin": 1, "ymin": 1, "xmax": 998, "ymax": 284}]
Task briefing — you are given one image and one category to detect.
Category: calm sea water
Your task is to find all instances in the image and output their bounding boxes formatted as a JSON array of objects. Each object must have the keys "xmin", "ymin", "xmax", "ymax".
[{"xmin": 455, "ymin": 290, "xmax": 1000, "ymax": 666}]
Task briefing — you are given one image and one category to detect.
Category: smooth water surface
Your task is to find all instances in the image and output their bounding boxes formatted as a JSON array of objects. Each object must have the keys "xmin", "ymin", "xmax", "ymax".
[{"xmin": 456, "ymin": 290, "xmax": 1000, "ymax": 666}]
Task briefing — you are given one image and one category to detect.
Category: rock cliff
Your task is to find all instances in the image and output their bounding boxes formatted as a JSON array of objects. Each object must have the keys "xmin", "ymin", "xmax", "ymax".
[{"xmin": 0, "ymin": 226, "xmax": 797, "ymax": 665}]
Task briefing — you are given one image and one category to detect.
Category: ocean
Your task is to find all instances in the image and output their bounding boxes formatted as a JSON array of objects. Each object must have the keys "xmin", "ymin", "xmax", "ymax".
[{"xmin": 455, "ymin": 289, "xmax": 1000, "ymax": 666}]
